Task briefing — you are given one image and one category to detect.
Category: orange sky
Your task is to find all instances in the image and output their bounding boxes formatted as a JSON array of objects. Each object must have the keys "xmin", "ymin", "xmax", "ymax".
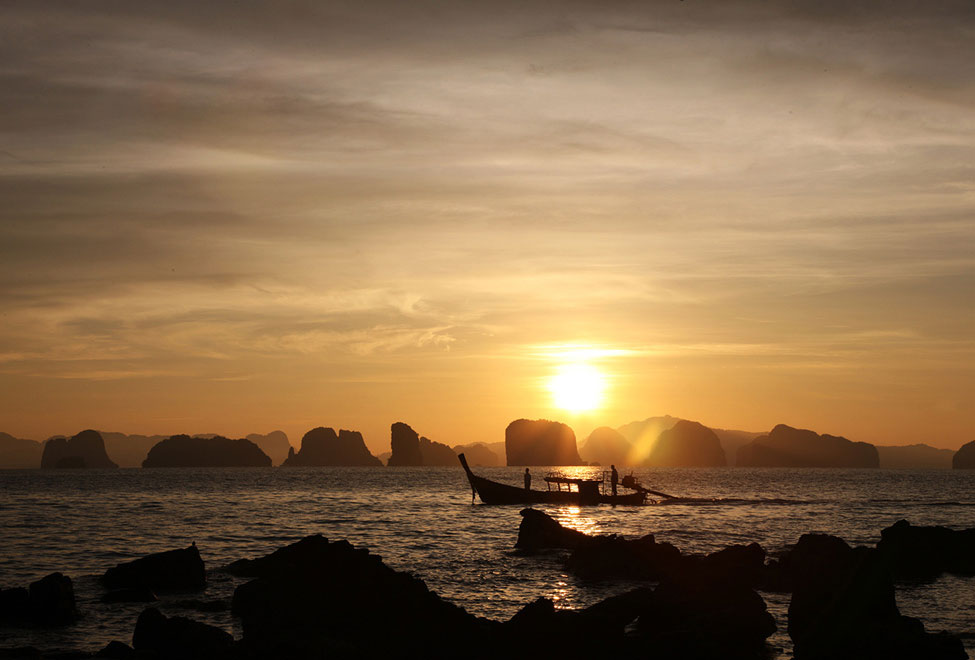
[{"xmin": 1, "ymin": 1, "xmax": 973, "ymax": 453}]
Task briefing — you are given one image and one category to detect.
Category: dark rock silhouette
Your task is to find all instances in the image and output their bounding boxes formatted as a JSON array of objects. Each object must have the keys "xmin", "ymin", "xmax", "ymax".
[
  {"xmin": 638, "ymin": 571, "xmax": 776, "ymax": 658},
  {"xmin": 418, "ymin": 435, "xmax": 457, "ymax": 466},
  {"xmin": 567, "ymin": 533, "xmax": 684, "ymax": 581},
  {"xmin": 505, "ymin": 419, "xmax": 582, "ymax": 466},
  {"xmin": 102, "ymin": 544, "xmax": 205, "ymax": 592},
  {"xmin": 877, "ymin": 519, "xmax": 975, "ymax": 580},
  {"xmin": 737, "ymin": 424, "xmax": 879, "ymax": 468},
  {"xmin": 712, "ymin": 427, "xmax": 764, "ymax": 466},
  {"xmin": 580, "ymin": 426, "xmax": 632, "ymax": 466},
  {"xmin": 616, "ymin": 415, "xmax": 680, "ymax": 463},
  {"xmin": 647, "ymin": 419, "xmax": 726, "ymax": 467},
  {"xmin": 786, "ymin": 533, "xmax": 965, "ymax": 659},
  {"xmin": 515, "ymin": 508, "xmax": 590, "ymax": 553},
  {"xmin": 133, "ymin": 607, "xmax": 233, "ymax": 660},
  {"xmin": 41, "ymin": 430, "xmax": 117, "ymax": 469},
  {"xmin": 452, "ymin": 442, "xmax": 501, "ymax": 466},
  {"xmin": 0, "ymin": 432, "xmax": 42, "ymax": 469},
  {"xmin": 54, "ymin": 456, "xmax": 86, "ymax": 468},
  {"xmin": 245, "ymin": 430, "xmax": 291, "ymax": 466},
  {"xmin": 229, "ymin": 534, "xmax": 488, "ymax": 657},
  {"xmin": 385, "ymin": 422, "xmax": 456, "ymax": 466},
  {"xmin": 0, "ymin": 573, "xmax": 77, "ymax": 627},
  {"xmin": 387, "ymin": 421, "xmax": 424, "ymax": 466},
  {"xmin": 952, "ymin": 440, "xmax": 975, "ymax": 469},
  {"xmin": 142, "ymin": 435, "xmax": 270, "ymax": 467},
  {"xmin": 96, "ymin": 640, "xmax": 136, "ymax": 658},
  {"xmin": 877, "ymin": 444, "xmax": 954, "ymax": 469},
  {"xmin": 281, "ymin": 427, "xmax": 380, "ymax": 466}
]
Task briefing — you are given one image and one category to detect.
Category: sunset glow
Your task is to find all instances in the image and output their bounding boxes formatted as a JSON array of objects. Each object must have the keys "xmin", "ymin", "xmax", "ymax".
[{"xmin": 548, "ymin": 363, "xmax": 606, "ymax": 413}]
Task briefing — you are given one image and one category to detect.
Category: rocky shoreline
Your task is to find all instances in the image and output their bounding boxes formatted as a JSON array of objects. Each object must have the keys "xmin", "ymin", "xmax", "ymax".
[{"xmin": 1, "ymin": 515, "xmax": 972, "ymax": 659}]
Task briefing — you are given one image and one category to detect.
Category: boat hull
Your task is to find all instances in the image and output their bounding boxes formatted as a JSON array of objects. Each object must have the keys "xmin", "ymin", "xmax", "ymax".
[{"xmin": 457, "ymin": 454, "xmax": 646, "ymax": 506}]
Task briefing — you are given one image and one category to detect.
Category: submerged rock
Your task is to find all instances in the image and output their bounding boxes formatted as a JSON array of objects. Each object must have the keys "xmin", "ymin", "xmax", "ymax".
[
  {"xmin": 515, "ymin": 508, "xmax": 590, "ymax": 553},
  {"xmin": 737, "ymin": 424, "xmax": 878, "ymax": 468},
  {"xmin": 0, "ymin": 573, "xmax": 77, "ymax": 627},
  {"xmin": 133, "ymin": 607, "xmax": 233, "ymax": 660},
  {"xmin": 877, "ymin": 519, "xmax": 975, "ymax": 579},
  {"xmin": 953, "ymin": 440, "xmax": 975, "ymax": 469},
  {"xmin": 95, "ymin": 640, "xmax": 136, "ymax": 658},
  {"xmin": 282, "ymin": 427, "xmax": 381, "ymax": 466},
  {"xmin": 142, "ymin": 435, "xmax": 271, "ymax": 468},
  {"xmin": 505, "ymin": 419, "xmax": 583, "ymax": 466},
  {"xmin": 41, "ymin": 430, "xmax": 117, "ymax": 469},
  {"xmin": 647, "ymin": 419, "xmax": 726, "ymax": 467},
  {"xmin": 102, "ymin": 544, "xmax": 206, "ymax": 592}
]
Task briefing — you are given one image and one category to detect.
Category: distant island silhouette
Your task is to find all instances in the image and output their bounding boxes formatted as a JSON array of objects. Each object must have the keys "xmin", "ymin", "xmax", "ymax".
[
  {"xmin": 737, "ymin": 424, "xmax": 879, "ymax": 468},
  {"xmin": 142, "ymin": 435, "xmax": 271, "ymax": 468},
  {"xmin": 953, "ymin": 440, "xmax": 975, "ymax": 469},
  {"xmin": 282, "ymin": 427, "xmax": 381, "ymax": 467},
  {"xmin": 41, "ymin": 430, "xmax": 117, "ymax": 469},
  {"xmin": 386, "ymin": 422, "xmax": 456, "ymax": 466},
  {"xmin": 505, "ymin": 419, "xmax": 583, "ymax": 466}
]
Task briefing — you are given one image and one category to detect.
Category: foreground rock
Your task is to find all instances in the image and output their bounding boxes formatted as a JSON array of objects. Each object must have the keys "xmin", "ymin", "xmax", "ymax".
[
  {"xmin": 505, "ymin": 419, "xmax": 583, "ymax": 466},
  {"xmin": 133, "ymin": 607, "xmax": 233, "ymax": 660},
  {"xmin": 877, "ymin": 519, "xmax": 975, "ymax": 579},
  {"xmin": 282, "ymin": 427, "xmax": 380, "ymax": 466},
  {"xmin": 41, "ymin": 430, "xmax": 117, "ymax": 469},
  {"xmin": 0, "ymin": 573, "xmax": 77, "ymax": 626},
  {"xmin": 737, "ymin": 424, "xmax": 878, "ymax": 468},
  {"xmin": 102, "ymin": 544, "xmax": 206, "ymax": 592},
  {"xmin": 142, "ymin": 435, "xmax": 271, "ymax": 468},
  {"xmin": 787, "ymin": 533, "xmax": 965, "ymax": 660},
  {"xmin": 229, "ymin": 534, "xmax": 490, "ymax": 657},
  {"xmin": 953, "ymin": 440, "xmax": 975, "ymax": 469},
  {"xmin": 647, "ymin": 419, "xmax": 726, "ymax": 467},
  {"xmin": 515, "ymin": 508, "xmax": 590, "ymax": 552}
]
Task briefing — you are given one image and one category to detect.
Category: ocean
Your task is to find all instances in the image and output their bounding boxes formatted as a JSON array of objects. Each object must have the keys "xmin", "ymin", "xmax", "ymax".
[{"xmin": 1, "ymin": 466, "xmax": 973, "ymax": 656}]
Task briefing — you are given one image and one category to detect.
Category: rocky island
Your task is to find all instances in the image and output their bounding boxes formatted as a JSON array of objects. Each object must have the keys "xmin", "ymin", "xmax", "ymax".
[
  {"xmin": 41, "ymin": 430, "xmax": 118, "ymax": 469},
  {"xmin": 737, "ymin": 424, "xmax": 879, "ymax": 468},
  {"xmin": 142, "ymin": 435, "xmax": 271, "ymax": 468},
  {"xmin": 505, "ymin": 419, "xmax": 583, "ymax": 466},
  {"xmin": 282, "ymin": 427, "xmax": 381, "ymax": 466},
  {"xmin": 386, "ymin": 422, "xmax": 456, "ymax": 466}
]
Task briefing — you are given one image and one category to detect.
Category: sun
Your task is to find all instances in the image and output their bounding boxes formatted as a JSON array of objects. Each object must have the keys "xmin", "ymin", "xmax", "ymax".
[{"xmin": 548, "ymin": 363, "xmax": 606, "ymax": 412}]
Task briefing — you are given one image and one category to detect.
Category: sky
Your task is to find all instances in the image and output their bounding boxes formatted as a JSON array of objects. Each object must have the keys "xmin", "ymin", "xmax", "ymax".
[{"xmin": 1, "ymin": 0, "xmax": 973, "ymax": 453}]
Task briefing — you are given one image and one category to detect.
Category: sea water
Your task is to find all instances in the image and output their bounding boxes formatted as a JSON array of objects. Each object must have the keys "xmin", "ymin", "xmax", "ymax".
[{"xmin": 1, "ymin": 466, "xmax": 973, "ymax": 656}]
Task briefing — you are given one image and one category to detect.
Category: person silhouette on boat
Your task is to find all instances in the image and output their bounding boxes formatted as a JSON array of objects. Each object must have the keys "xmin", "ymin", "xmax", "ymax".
[
  {"xmin": 610, "ymin": 465, "xmax": 618, "ymax": 497},
  {"xmin": 524, "ymin": 468, "xmax": 532, "ymax": 492}
]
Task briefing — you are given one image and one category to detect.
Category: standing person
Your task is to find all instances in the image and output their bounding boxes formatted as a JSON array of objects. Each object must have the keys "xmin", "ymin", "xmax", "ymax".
[
  {"xmin": 610, "ymin": 464, "xmax": 618, "ymax": 497},
  {"xmin": 524, "ymin": 468, "xmax": 532, "ymax": 492}
]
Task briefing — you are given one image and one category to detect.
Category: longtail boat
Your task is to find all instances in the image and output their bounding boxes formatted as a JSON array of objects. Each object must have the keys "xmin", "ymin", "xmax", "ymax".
[{"xmin": 457, "ymin": 453, "xmax": 654, "ymax": 505}]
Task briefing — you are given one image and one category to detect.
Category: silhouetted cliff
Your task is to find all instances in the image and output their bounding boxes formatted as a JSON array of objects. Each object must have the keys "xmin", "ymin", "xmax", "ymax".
[
  {"xmin": 142, "ymin": 435, "xmax": 271, "ymax": 467},
  {"xmin": 505, "ymin": 419, "xmax": 582, "ymax": 466},
  {"xmin": 0, "ymin": 432, "xmax": 42, "ymax": 469},
  {"xmin": 711, "ymin": 428, "xmax": 763, "ymax": 467},
  {"xmin": 246, "ymin": 431, "xmax": 292, "ymax": 466},
  {"xmin": 282, "ymin": 427, "xmax": 381, "ymax": 466},
  {"xmin": 877, "ymin": 444, "xmax": 954, "ymax": 469},
  {"xmin": 452, "ymin": 442, "xmax": 501, "ymax": 466},
  {"xmin": 41, "ymin": 430, "xmax": 118, "ymax": 469},
  {"xmin": 387, "ymin": 422, "xmax": 423, "ymax": 466},
  {"xmin": 580, "ymin": 426, "xmax": 632, "ymax": 466},
  {"xmin": 616, "ymin": 416, "xmax": 680, "ymax": 464},
  {"xmin": 737, "ymin": 424, "xmax": 879, "ymax": 468},
  {"xmin": 386, "ymin": 422, "xmax": 455, "ymax": 466},
  {"xmin": 953, "ymin": 441, "xmax": 975, "ymax": 469},
  {"xmin": 647, "ymin": 420, "xmax": 726, "ymax": 467}
]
